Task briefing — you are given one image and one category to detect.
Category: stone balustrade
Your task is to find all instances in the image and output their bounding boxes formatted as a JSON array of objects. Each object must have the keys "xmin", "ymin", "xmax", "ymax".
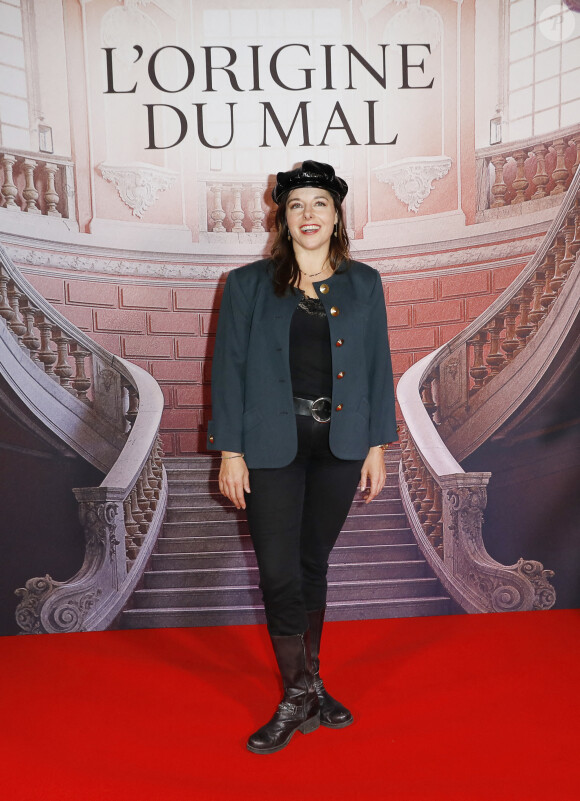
[
  {"xmin": 0, "ymin": 263, "xmax": 94, "ymax": 404},
  {"xmin": 0, "ymin": 244, "xmax": 167, "ymax": 633},
  {"xmin": 397, "ymin": 363, "xmax": 556, "ymax": 614},
  {"xmin": 465, "ymin": 188, "xmax": 579, "ymax": 401},
  {"xmin": 204, "ymin": 178, "xmax": 272, "ymax": 234},
  {"xmin": 476, "ymin": 124, "xmax": 580, "ymax": 215},
  {"xmin": 394, "ymin": 150, "xmax": 580, "ymax": 614},
  {"xmin": 0, "ymin": 149, "xmax": 75, "ymax": 219}
]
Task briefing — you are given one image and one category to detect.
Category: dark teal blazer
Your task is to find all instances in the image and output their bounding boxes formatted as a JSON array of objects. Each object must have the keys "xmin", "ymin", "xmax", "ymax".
[{"xmin": 207, "ymin": 258, "xmax": 397, "ymax": 468}]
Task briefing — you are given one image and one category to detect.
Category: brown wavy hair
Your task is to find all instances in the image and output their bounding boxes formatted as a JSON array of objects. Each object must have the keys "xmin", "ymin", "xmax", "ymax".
[{"xmin": 270, "ymin": 191, "xmax": 350, "ymax": 296}]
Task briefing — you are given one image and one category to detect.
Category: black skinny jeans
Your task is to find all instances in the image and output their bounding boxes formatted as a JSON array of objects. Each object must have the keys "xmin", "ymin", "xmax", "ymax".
[{"xmin": 245, "ymin": 414, "xmax": 364, "ymax": 636}]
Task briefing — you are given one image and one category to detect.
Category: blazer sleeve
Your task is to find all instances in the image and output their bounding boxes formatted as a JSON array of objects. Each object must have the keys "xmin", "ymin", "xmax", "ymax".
[
  {"xmin": 366, "ymin": 271, "xmax": 398, "ymax": 447},
  {"xmin": 207, "ymin": 269, "xmax": 252, "ymax": 453}
]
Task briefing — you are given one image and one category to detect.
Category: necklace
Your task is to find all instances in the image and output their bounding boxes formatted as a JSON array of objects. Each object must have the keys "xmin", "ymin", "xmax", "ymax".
[{"xmin": 299, "ymin": 264, "xmax": 330, "ymax": 278}]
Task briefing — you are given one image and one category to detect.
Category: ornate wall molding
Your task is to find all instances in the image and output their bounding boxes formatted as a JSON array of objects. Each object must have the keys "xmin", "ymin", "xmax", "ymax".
[
  {"xmin": 3, "ymin": 234, "xmax": 544, "ymax": 282},
  {"xmin": 99, "ymin": 163, "xmax": 178, "ymax": 219},
  {"xmin": 374, "ymin": 156, "xmax": 453, "ymax": 213}
]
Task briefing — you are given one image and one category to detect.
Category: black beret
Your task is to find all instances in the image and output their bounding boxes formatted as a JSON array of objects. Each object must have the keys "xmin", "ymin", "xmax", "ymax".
[{"xmin": 272, "ymin": 160, "xmax": 348, "ymax": 204}]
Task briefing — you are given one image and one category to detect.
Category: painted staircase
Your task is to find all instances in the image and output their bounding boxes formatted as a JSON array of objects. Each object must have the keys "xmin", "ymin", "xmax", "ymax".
[{"xmin": 121, "ymin": 448, "xmax": 455, "ymax": 628}]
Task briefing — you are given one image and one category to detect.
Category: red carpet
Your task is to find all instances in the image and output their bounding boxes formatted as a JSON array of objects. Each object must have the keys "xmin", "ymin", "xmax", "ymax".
[{"xmin": 2, "ymin": 610, "xmax": 578, "ymax": 801}]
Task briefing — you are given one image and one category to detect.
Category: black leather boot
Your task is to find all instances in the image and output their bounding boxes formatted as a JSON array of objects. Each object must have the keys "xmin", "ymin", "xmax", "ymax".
[
  {"xmin": 247, "ymin": 631, "xmax": 320, "ymax": 754},
  {"xmin": 307, "ymin": 608, "xmax": 353, "ymax": 728}
]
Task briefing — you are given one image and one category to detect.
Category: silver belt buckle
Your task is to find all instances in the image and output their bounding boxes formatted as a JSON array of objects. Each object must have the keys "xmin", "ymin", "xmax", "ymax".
[{"xmin": 311, "ymin": 396, "xmax": 331, "ymax": 423}]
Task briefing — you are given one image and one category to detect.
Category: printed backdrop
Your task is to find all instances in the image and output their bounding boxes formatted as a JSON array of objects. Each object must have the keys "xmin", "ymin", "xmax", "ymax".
[{"xmin": 1, "ymin": 0, "xmax": 579, "ymax": 635}]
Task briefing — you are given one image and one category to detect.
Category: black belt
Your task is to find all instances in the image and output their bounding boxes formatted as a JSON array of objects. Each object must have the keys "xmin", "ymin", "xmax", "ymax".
[{"xmin": 293, "ymin": 396, "xmax": 332, "ymax": 423}]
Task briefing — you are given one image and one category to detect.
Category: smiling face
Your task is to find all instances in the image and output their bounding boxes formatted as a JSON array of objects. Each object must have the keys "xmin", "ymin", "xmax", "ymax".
[{"xmin": 285, "ymin": 187, "xmax": 338, "ymax": 258}]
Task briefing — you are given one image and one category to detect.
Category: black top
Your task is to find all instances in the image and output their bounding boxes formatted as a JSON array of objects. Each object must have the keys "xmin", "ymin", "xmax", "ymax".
[{"xmin": 289, "ymin": 293, "xmax": 332, "ymax": 399}]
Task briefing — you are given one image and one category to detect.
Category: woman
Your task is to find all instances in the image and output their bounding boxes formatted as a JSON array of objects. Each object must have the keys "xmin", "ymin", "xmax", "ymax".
[{"xmin": 207, "ymin": 161, "xmax": 397, "ymax": 754}]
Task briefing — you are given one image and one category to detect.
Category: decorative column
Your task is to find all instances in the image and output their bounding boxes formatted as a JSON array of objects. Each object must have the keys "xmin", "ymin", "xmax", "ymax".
[
  {"xmin": 7, "ymin": 285, "xmax": 27, "ymax": 348},
  {"xmin": 550, "ymin": 138, "xmax": 569, "ymax": 195},
  {"xmin": 1, "ymin": 154, "xmax": 19, "ymax": 210},
  {"xmin": 22, "ymin": 159, "xmax": 40, "ymax": 213},
  {"xmin": 71, "ymin": 345, "xmax": 92, "ymax": 402},
  {"xmin": 230, "ymin": 183, "xmax": 245, "ymax": 233},
  {"xmin": 53, "ymin": 329, "xmax": 74, "ymax": 392},
  {"xmin": 467, "ymin": 331, "xmax": 489, "ymax": 394},
  {"xmin": 250, "ymin": 184, "xmax": 266, "ymax": 232},
  {"xmin": 511, "ymin": 150, "xmax": 529, "ymax": 203},
  {"xmin": 209, "ymin": 184, "xmax": 226, "ymax": 232},
  {"xmin": 36, "ymin": 315, "xmax": 58, "ymax": 378},
  {"xmin": 490, "ymin": 155, "xmax": 508, "ymax": 207},
  {"xmin": 531, "ymin": 144, "xmax": 549, "ymax": 199},
  {"xmin": 43, "ymin": 163, "xmax": 61, "ymax": 217},
  {"xmin": 0, "ymin": 268, "xmax": 15, "ymax": 323}
]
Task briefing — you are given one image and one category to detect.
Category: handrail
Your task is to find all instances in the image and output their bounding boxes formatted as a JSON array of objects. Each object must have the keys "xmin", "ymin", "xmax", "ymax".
[
  {"xmin": 395, "ymin": 163, "xmax": 580, "ymax": 614},
  {"xmin": 0, "ymin": 243, "xmax": 167, "ymax": 633}
]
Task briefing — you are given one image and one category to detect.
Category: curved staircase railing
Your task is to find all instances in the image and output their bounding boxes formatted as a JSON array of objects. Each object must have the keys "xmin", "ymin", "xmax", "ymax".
[
  {"xmin": 396, "ymin": 164, "xmax": 580, "ymax": 614},
  {"xmin": 0, "ymin": 243, "xmax": 167, "ymax": 633}
]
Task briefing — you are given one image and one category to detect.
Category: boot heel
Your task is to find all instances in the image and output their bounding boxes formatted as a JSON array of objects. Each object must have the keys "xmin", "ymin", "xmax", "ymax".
[{"xmin": 299, "ymin": 712, "xmax": 320, "ymax": 735}]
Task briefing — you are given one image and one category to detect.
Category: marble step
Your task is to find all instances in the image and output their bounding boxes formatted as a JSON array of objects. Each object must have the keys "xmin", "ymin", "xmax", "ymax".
[
  {"xmin": 149, "ymin": 542, "xmax": 420, "ymax": 571},
  {"xmin": 131, "ymin": 577, "xmax": 443, "ymax": 609},
  {"xmin": 142, "ymin": 559, "xmax": 430, "ymax": 589},
  {"xmin": 122, "ymin": 595, "xmax": 452, "ymax": 629},
  {"xmin": 155, "ymin": 528, "xmax": 414, "ymax": 554}
]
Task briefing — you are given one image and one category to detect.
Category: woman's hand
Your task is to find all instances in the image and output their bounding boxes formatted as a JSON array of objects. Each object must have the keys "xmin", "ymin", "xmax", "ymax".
[
  {"xmin": 219, "ymin": 452, "xmax": 250, "ymax": 510},
  {"xmin": 359, "ymin": 446, "xmax": 386, "ymax": 504}
]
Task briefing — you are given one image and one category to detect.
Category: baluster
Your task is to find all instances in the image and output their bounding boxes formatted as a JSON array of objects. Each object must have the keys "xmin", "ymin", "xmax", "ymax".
[
  {"xmin": 421, "ymin": 380, "xmax": 437, "ymax": 419},
  {"xmin": 551, "ymin": 224, "xmax": 574, "ymax": 295},
  {"xmin": 145, "ymin": 456, "xmax": 158, "ymax": 507},
  {"xmin": 7, "ymin": 285, "xmax": 27, "ymax": 347},
  {"xmin": 210, "ymin": 184, "xmax": 226, "ymax": 232},
  {"xmin": 410, "ymin": 448, "xmax": 424, "ymax": 513},
  {"xmin": 570, "ymin": 137, "xmax": 580, "ymax": 176},
  {"xmin": 528, "ymin": 269, "xmax": 547, "ymax": 332},
  {"xmin": 514, "ymin": 285, "xmax": 534, "ymax": 354},
  {"xmin": 490, "ymin": 155, "xmax": 508, "ymax": 208},
  {"xmin": 531, "ymin": 144, "xmax": 549, "ymax": 199},
  {"xmin": 22, "ymin": 159, "xmax": 40, "ymax": 213},
  {"xmin": 415, "ymin": 461, "xmax": 428, "ymax": 516},
  {"xmin": 129, "ymin": 487, "xmax": 145, "ymax": 533},
  {"xmin": 501, "ymin": 302, "xmax": 520, "ymax": 362},
  {"xmin": 70, "ymin": 344, "xmax": 91, "ymax": 402},
  {"xmin": 123, "ymin": 494, "xmax": 139, "ymax": 538},
  {"xmin": 20, "ymin": 300, "xmax": 42, "ymax": 362},
  {"xmin": 467, "ymin": 331, "xmax": 489, "ymax": 394},
  {"xmin": 1, "ymin": 154, "xmax": 19, "ymax": 210},
  {"xmin": 230, "ymin": 183, "xmax": 245, "ymax": 233},
  {"xmin": 540, "ymin": 249, "xmax": 558, "ymax": 312},
  {"xmin": 250, "ymin": 183, "xmax": 266, "ymax": 232},
  {"xmin": 550, "ymin": 138, "xmax": 569, "ymax": 195},
  {"xmin": 124, "ymin": 494, "xmax": 140, "ymax": 566},
  {"xmin": 0, "ymin": 268, "xmax": 15, "ymax": 323},
  {"xmin": 125, "ymin": 382, "xmax": 139, "ymax": 429},
  {"xmin": 484, "ymin": 315, "xmax": 506, "ymax": 380},
  {"xmin": 405, "ymin": 437, "xmax": 418, "ymax": 504},
  {"xmin": 35, "ymin": 314, "xmax": 58, "ymax": 378},
  {"xmin": 152, "ymin": 454, "xmax": 162, "ymax": 494},
  {"xmin": 511, "ymin": 149, "xmax": 529, "ymax": 203},
  {"xmin": 571, "ymin": 198, "xmax": 580, "ymax": 253},
  {"xmin": 52, "ymin": 328, "xmax": 74, "ymax": 392},
  {"xmin": 43, "ymin": 163, "xmax": 61, "ymax": 217},
  {"xmin": 420, "ymin": 471, "xmax": 435, "ymax": 525},
  {"xmin": 142, "ymin": 462, "xmax": 155, "ymax": 505},
  {"xmin": 155, "ymin": 433, "xmax": 165, "ymax": 460},
  {"xmin": 426, "ymin": 480, "xmax": 443, "ymax": 553},
  {"xmin": 136, "ymin": 475, "xmax": 149, "ymax": 514}
]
